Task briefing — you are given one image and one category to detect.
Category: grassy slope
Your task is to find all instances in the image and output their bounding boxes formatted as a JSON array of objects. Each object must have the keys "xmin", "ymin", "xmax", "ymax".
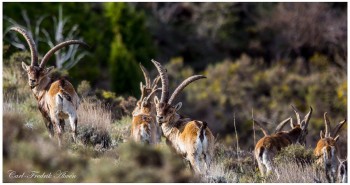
[{"xmin": 3, "ymin": 55, "xmax": 335, "ymax": 183}]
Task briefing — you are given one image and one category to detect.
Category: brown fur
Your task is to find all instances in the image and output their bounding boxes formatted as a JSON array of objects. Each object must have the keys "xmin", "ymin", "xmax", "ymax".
[
  {"xmin": 12, "ymin": 26, "xmax": 87, "ymax": 147},
  {"xmin": 155, "ymin": 100, "xmax": 215, "ymax": 174},
  {"xmin": 48, "ymin": 80, "xmax": 76, "ymax": 98},
  {"xmin": 23, "ymin": 63, "xmax": 79, "ymax": 147},
  {"xmin": 131, "ymin": 114, "xmax": 158, "ymax": 144},
  {"xmin": 314, "ymin": 138, "xmax": 338, "ymax": 162},
  {"xmin": 131, "ymin": 75, "xmax": 161, "ymax": 144},
  {"xmin": 314, "ymin": 114, "xmax": 345, "ymax": 183},
  {"xmin": 314, "ymin": 137, "xmax": 339, "ymax": 183},
  {"xmin": 255, "ymin": 124, "xmax": 308, "ymax": 177}
]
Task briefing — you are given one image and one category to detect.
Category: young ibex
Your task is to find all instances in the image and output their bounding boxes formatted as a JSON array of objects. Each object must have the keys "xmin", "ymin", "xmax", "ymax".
[
  {"xmin": 314, "ymin": 112, "xmax": 346, "ymax": 183},
  {"xmin": 254, "ymin": 105, "xmax": 312, "ymax": 177},
  {"xmin": 132, "ymin": 63, "xmax": 161, "ymax": 116},
  {"xmin": 131, "ymin": 64, "xmax": 161, "ymax": 144},
  {"xmin": 151, "ymin": 59, "xmax": 215, "ymax": 174},
  {"xmin": 10, "ymin": 27, "xmax": 89, "ymax": 147}
]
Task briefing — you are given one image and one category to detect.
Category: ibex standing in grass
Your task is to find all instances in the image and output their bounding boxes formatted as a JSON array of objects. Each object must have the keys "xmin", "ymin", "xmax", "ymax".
[
  {"xmin": 10, "ymin": 27, "xmax": 89, "ymax": 147},
  {"xmin": 151, "ymin": 59, "xmax": 215, "ymax": 174},
  {"xmin": 131, "ymin": 63, "xmax": 161, "ymax": 144},
  {"xmin": 314, "ymin": 112, "xmax": 346, "ymax": 183},
  {"xmin": 254, "ymin": 105, "xmax": 312, "ymax": 177}
]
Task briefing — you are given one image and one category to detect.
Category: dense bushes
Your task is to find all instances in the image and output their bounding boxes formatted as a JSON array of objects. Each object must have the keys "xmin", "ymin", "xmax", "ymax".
[
  {"xmin": 104, "ymin": 2, "xmax": 156, "ymax": 95},
  {"xmin": 2, "ymin": 2, "xmax": 347, "ymax": 183},
  {"xmin": 164, "ymin": 54, "xmax": 346, "ymax": 157}
]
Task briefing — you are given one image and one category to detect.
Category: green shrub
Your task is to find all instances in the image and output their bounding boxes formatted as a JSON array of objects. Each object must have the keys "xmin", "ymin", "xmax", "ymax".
[{"xmin": 274, "ymin": 144, "xmax": 315, "ymax": 166}]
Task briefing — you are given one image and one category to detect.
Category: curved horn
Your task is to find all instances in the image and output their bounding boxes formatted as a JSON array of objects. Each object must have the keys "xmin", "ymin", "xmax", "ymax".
[
  {"xmin": 139, "ymin": 63, "xmax": 151, "ymax": 88},
  {"xmin": 168, "ymin": 75, "xmax": 206, "ymax": 105},
  {"xmin": 291, "ymin": 105, "xmax": 301, "ymax": 125},
  {"xmin": 144, "ymin": 88, "xmax": 161, "ymax": 103},
  {"xmin": 151, "ymin": 59, "xmax": 169, "ymax": 103},
  {"xmin": 275, "ymin": 117, "xmax": 292, "ymax": 133},
  {"xmin": 332, "ymin": 119, "xmax": 346, "ymax": 138},
  {"xmin": 40, "ymin": 40, "xmax": 89, "ymax": 68},
  {"xmin": 10, "ymin": 27, "xmax": 38, "ymax": 66},
  {"xmin": 253, "ymin": 119, "xmax": 269, "ymax": 136},
  {"xmin": 324, "ymin": 112, "xmax": 331, "ymax": 137},
  {"xmin": 304, "ymin": 106, "xmax": 312, "ymax": 128},
  {"xmin": 139, "ymin": 82, "xmax": 146, "ymax": 102},
  {"xmin": 151, "ymin": 75, "xmax": 161, "ymax": 89}
]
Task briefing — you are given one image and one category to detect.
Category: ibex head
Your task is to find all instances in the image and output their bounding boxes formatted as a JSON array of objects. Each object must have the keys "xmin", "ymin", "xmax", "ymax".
[
  {"xmin": 134, "ymin": 63, "xmax": 161, "ymax": 114},
  {"xmin": 319, "ymin": 112, "xmax": 346, "ymax": 141},
  {"xmin": 151, "ymin": 59, "xmax": 206, "ymax": 125},
  {"xmin": 10, "ymin": 27, "xmax": 89, "ymax": 88},
  {"xmin": 290, "ymin": 105, "xmax": 313, "ymax": 145}
]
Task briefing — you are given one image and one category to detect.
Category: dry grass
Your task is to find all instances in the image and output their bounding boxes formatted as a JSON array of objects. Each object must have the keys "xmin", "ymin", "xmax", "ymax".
[
  {"xmin": 3, "ymin": 53, "xmax": 345, "ymax": 183},
  {"xmin": 75, "ymin": 98, "xmax": 113, "ymax": 149},
  {"xmin": 78, "ymin": 98, "xmax": 112, "ymax": 130},
  {"xmin": 266, "ymin": 160, "xmax": 327, "ymax": 183}
]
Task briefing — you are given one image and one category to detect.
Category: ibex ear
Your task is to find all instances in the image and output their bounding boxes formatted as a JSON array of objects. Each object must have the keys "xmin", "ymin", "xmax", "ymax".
[
  {"xmin": 43, "ymin": 66, "xmax": 54, "ymax": 75},
  {"xmin": 22, "ymin": 62, "xmax": 29, "ymax": 71},
  {"xmin": 154, "ymin": 96, "xmax": 159, "ymax": 105},
  {"xmin": 175, "ymin": 102, "xmax": 182, "ymax": 111},
  {"xmin": 334, "ymin": 135, "xmax": 340, "ymax": 142}
]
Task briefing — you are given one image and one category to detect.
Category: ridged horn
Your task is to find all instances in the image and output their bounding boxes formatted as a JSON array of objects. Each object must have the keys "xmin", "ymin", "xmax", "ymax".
[
  {"xmin": 151, "ymin": 59, "xmax": 169, "ymax": 103},
  {"xmin": 275, "ymin": 117, "xmax": 292, "ymax": 133},
  {"xmin": 332, "ymin": 119, "xmax": 346, "ymax": 138},
  {"xmin": 10, "ymin": 27, "xmax": 38, "ymax": 66},
  {"xmin": 253, "ymin": 119, "xmax": 269, "ymax": 136},
  {"xmin": 168, "ymin": 75, "xmax": 206, "ymax": 105},
  {"xmin": 324, "ymin": 112, "xmax": 331, "ymax": 137},
  {"xmin": 40, "ymin": 40, "xmax": 89, "ymax": 68},
  {"xmin": 144, "ymin": 88, "xmax": 161, "ymax": 103},
  {"xmin": 139, "ymin": 63, "xmax": 151, "ymax": 88},
  {"xmin": 291, "ymin": 105, "xmax": 301, "ymax": 125},
  {"xmin": 151, "ymin": 75, "xmax": 161, "ymax": 89},
  {"xmin": 302, "ymin": 106, "xmax": 313, "ymax": 129}
]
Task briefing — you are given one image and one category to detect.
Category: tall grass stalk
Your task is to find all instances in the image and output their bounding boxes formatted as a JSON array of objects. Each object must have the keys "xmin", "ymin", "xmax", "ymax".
[
  {"xmin": 252, "ymin": 108, "xmax": 256, "ymax": 168},
  {"xmin": 233, "ymin": 112, "xmax": 242, "ymax": 173}
]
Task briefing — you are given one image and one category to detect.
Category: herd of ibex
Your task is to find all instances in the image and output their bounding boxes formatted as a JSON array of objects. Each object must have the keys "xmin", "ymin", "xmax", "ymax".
[{"xmin": 10, "ymin": 26, "xmax": 347, "ymax": 182}]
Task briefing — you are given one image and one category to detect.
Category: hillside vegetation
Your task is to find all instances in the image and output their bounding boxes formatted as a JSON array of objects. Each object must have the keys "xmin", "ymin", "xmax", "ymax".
[{"xmin": 3, "ymin": 2, "xmax": 347, "ymax": 183}]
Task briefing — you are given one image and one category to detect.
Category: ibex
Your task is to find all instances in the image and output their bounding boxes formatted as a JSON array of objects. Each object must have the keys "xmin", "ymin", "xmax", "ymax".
[
  {"xmin": 314, "ymin": 112, "xmax": 346, "ymax": 183},
  {"xmin": 254, "ymin": 105, "xmax": 312, "ymax": 177},
  {"xmin": 151, "ymin": 59, "xmax": 215, "ymax": 174},
  {"xmin": 131, "ymin": 64, "xmax": 161, "ymax": 144},
  {"xmin": 132, "ymin": 63, "xmax": 161, "ymax": 116},
  {"xmin": 10, "ymin": 27, "xmax": 89, "ymax": 147},
  {"xmin": 338, "ymin": 159, "xmax": 347, "ymax": 183}
]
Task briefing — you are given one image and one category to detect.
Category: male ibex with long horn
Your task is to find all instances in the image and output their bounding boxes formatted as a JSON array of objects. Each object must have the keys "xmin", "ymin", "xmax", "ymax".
[
  {"xmin": 254, "ymin": 105, "xmax": 312, "ymax": 177},
  {"xmin": 151, "ymin": 59, "xmax": 215, "ymax": 174},
  {"xmin": 131, "ymin": 63, "xmax": 161, "ymax": 144},
  {"xmin": 10, "ymin": 27, "xmax": 89, "ymax": 147},
  {"xmin": 314, "ymin": 112, "xmax": 346, "ymax": 183}
]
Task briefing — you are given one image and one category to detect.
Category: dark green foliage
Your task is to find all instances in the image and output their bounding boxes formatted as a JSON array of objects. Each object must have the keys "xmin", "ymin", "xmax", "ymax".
[
  {"xmin": 2, "ymin": 3, "xmax": 348, "ymax": 183},
  {"xmin": 104, "ymin": 2, "xmax": 156, "ymax": 95}
]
